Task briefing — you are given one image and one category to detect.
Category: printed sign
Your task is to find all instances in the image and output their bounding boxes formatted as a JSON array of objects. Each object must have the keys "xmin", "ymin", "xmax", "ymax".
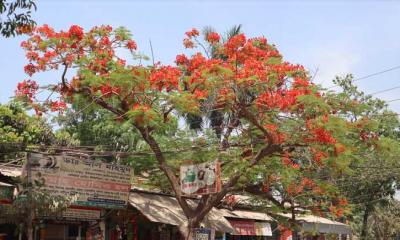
[
  {"xmin": 40, "ymin": 206, "xmax": 101, "ymax": 221},
  {"xmin": 229, "ymin": 220, "xmax": 256, "ymax": 235},
  {"xmin": 192, "ymin": 228, "xmax": 215, "ymax": 240},
  {"xmin": 62, "ymin": 206, "xmax": 101, "ymax": 220},
  {"xmin": 180, "ymin": 161, "xmax": 221, "ymax": 195},
  {"xmin": 27, "ymin": 153, "xmax": 132, "ymax": 209},
  {"xmin": 254, "ymin": 222, "xmax": 273, "ymax": 236}
]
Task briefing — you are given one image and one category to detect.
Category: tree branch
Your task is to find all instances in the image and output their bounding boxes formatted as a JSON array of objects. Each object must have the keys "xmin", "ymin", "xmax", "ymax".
[
  {"xmin": 61, "ymin": 62, "xmax": 68, "ymax": 88},
  {"xmin": 136, "ymin": 126, "xmax": 194, "ymax": 217}
]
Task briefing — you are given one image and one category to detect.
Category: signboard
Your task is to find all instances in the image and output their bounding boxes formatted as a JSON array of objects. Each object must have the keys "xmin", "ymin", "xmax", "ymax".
[
  {"xmin": 254, "ymin": 222, "xmax": 273, "ymax": 236},
  {"xmin": 229, "ymin": 220, "xmax": 273, "ymax": 236},
  {"xmin": 27, "ymin": 153, "xmax": 132, "ymax": 209},
  {"xmin": 229, "ymin": 220, "xmax": 256, "ymax": 235},
  {"xmin": 40, "ymin": 206, "xmax": 101, "ymax": 221},
  {"xmin": 62, "ymin": 206, "xmax": 101, "ymax": 220},
  {"xmin": 180, "ymin": 161, "xmax": 221, "ymax": 195},
  {"xmin": 192, "ymin": 228, "xmax": 215, "ymax": 240}
]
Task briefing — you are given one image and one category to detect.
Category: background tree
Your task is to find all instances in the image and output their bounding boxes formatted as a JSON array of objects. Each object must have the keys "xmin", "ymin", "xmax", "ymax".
[
  {"xmin": 18, "ymin": 24, "xmax": 371, "ymax": 238},
  {"xmin": 367, "ymin": 200, "xmax": 400, "ymax": 240},
  {"xmin": 0, "ymin": 101, "xmax": 53, "ymax": 161},
  {"xmin": 331, "ymin": 75, "xmax": 400, "ymax": 240},
  {"xmin": 0, "ymin": 0, "xmax": 36, "ymax": 37}
]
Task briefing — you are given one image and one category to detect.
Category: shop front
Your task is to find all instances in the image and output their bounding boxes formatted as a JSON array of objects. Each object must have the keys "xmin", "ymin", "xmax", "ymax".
[
  {"xmin": 220, "ymin": 209, "xmax": 274, "ymax": 240},
  {"xmin": 128, "ymin": 190, "xmax": 236, "ymax": 240},
  {"xmin": 278, "ymin": 214, "xmax": 352, "ymax": 240}
]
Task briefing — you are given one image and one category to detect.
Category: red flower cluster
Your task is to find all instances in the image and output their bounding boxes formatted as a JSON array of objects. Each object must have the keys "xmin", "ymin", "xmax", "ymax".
[
  {"xmin": 15, "ymin": 80, "xmax": 39, "ymax": 102},
  {"xmin": 306, "ymin": 127, "xmax": 337, "ymax": 145},
  {"xmin": 68, "ymin": 25, "xmax": 84, "ymax": 40},
  {"xmin": 287, "ymin": 177, "xmax": 318, "ymax": 196},
  {"xmin": 100, "ymin": 84, "xmax": 121, "ymax": 97},
  {"xmin": 175, "ymin": 54, "xmax": 189, "ymax": 65},
  {"xmin": 126, "ymin": 40, "xmax": 137, "ymax": 50},
  {"xmin": 225, "ymin": 33, "xmax": 246, "ymax": 54},
  {"xmin": 49, "ymin": 101, "xmax": 67, "ymax": 113},
  {"xmin": 281, "ymin": 152, "xmax": 299, "ymax": 169},
  {"xmin": 264, "ymin": 124, "xmax": 286, "ymax": 144},
  {"xmin": 206, "ymin": 32, "xmax": 220, "ymax": 44},
  {"xmin": 185, "ymin": 28, "xmax": 200, "ymax": 38},
  {"xmin": 149, "ymin": 66, "xmax": 181, "ymax": 91},
  {"xmin": 24, "ymin": 63, "xmax": 37, "ymax": 76},
  {"xmin": 183, "ymin": 38, "xmax": 194, "ymax": 48}
]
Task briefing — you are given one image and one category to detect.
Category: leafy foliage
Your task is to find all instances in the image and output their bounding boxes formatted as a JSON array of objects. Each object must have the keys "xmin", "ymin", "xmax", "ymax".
[
  {"xmin": 330, "ymin": 75, "xmax": 400, "ymax": 239},
  {"xmin": 16, "ymin": 24, "xmax": 378, "ymax": 236},
  {"xmin": 0, "ymin": 101, "xmax": 53, "ymax": 155},
  {"xmin": 0, "ymin": 0, "xmax": 36, "ymax": 37}
]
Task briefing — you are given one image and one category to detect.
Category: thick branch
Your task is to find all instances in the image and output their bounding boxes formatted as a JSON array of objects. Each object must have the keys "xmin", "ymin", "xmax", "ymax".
[
  {"xmin": 193, "ymin": 143, "xmax": 282, "ymax": 224},
  {"xmin": 220, "ymin": 115, "xmax": 240, "ymax": 150},
  {"xmin": 80, "ymin": 87, "xmax": 125, "ymax": 116},
  {"xmin": 136, "ymin": 126, "xmax": 194, "ymax": 217},
  {"xmin": 243, "ymin": 183, "xmax": 283, "ymax": 207},
  {"xmin": 240, "ymin": 106, "xmax": 274, "ymax": 145},
  {"xmin": 61, "ymin": 63, "xmax": 68, "ymax": 88}
]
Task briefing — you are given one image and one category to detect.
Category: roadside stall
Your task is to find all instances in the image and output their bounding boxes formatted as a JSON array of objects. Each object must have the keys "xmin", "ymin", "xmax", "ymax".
[
  {"xmin": 220, "ymin": 209, "xmax": 274, "ymax": 240},
  {"xmin": 278, "ymin": 214, "xmax": 352, "ymax": 240},
  {"xmin": 128, "ymin": 190, "xmax": 236, "ymax": 240}
]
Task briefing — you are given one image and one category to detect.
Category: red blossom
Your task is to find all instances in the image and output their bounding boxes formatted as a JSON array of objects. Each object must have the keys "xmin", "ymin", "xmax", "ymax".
[
  {"xmin": 100, "ymin": 84, "xmax": 121, "ymax": 97},
  {"xmin": 183, "ymin": 38, "xmax": 194, "ymax": 48},
  {"xmin": 193, "ymin": 89, "xmax": 208, "ymax": 99},
  {"xmin": 175, "ymin": 54, "xmax": 189, "ymax": 65},
  {"xmin": 126, "ymin": 40, "xmax": 137, "ymax": 50},
  {"xmin": 206, "ymin": 32, "xmax": 220, "ymax": 44},
  {"xmin": 68, "ymin": 25, "xmax": 84, "ymax": 40},
  {"xmin": 24, "ymin": 63, "xmax": 37, "ymax": 76},
  {"xmin": 15, "ymin": 80, "xmax": 38, "ymax": 102},
  {"xmin": 36, "ymin": 24, "xmax": 55, "ymax": 38},
  {"xmin": 149, "ymin": 66, "xmax": 181, "ymax": 91},
  {"xmin": 100, "ymin": 36, "xmax": 111, "ymax": 46},
  {"xmin": 185, "ymin": 28, "xmax": 200, "ymax": 38},
  {"xmin": 307, "ymin": 127, "xmax": 336, "ymax": 145},
  {"xmin": 224, "ymin": 33, "xmax": 246, "ymax": 54},
  {"xmin": 50, "ymin": 101, "xmax": 67, "ymax": 113}
]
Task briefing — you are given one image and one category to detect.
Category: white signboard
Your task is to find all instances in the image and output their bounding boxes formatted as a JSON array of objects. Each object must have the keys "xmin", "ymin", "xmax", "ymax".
[
  {"xmin": 180, "ymin": 160, "xmax": 221, "ymax": 195},
  {"xmin": 27, "ymin": 153, "xmax": 132, "ymax": 209}
]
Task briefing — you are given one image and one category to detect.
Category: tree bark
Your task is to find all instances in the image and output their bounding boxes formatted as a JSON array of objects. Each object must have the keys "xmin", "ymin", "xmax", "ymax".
[
  {"xmin": 360, "ymin": 204, "xmax": 373, "ymax": 240},
  {"xmin": 178, "ymin": 218, "xmax": 201, "ymax": 240}
]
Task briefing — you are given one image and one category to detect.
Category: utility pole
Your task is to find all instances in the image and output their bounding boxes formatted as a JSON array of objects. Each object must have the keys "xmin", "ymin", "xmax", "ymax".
[{"xmin": 26, "ymin": 153, "xmax": 35, "ymax": 240}]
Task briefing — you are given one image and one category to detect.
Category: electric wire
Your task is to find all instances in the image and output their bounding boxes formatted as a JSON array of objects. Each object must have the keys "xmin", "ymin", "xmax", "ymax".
[{"xmin": 326, "ymin": 65, "xmax": 400, "ymax": 90}]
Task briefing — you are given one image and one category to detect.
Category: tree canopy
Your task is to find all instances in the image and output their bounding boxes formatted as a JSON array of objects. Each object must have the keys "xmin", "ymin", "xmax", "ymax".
[{"xmin": 17, "ymin": 24, "xmax": 382, "ymax": 237}]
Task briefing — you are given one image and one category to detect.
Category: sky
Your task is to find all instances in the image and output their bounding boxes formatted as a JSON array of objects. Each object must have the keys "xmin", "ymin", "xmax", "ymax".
[{"xmin": 1, "ymin": 0, "xmax": 400, "ymax": 115}]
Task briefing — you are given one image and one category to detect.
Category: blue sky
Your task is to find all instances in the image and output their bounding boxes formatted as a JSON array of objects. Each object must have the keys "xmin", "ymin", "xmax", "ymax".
[{"xmin": 1, "ymin": 0, "xmax": 400, "ymax": 113}]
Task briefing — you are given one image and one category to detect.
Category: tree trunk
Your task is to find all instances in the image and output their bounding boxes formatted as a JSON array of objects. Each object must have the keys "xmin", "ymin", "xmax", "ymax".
[
  {"xmin": 178, "ymin": 218, "xmax": 201, "ymax": 240},
  {"xmin": 360, "ymin": 204, "xmax": 372, "ymax": 240}
]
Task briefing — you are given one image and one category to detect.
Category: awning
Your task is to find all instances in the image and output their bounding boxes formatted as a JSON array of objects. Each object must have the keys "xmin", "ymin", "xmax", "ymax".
[
  {"xmin": 129, "ymin": 191, "xmax": 236, "ymax": 233},
  {"xmin": 298, "ymin": 215, "xmax": 352, "ymax": 235},
  {"xmin": 221, "ymin": 209, "xmax": 273, "ymax": 221},
  {"xmin": 221, "ymin": 209, "xmax": 272, "ymax": 236},
  {"xmin": 228, "ymin": 219, "xmax": 272, "ymax": 236},
  {"xmin": 0, "ymin": 166, "xmax": 22, "ymax": 177},
  {"xmin": 280, "ymin": 214, "xmax": 352, "ymax": 235}
]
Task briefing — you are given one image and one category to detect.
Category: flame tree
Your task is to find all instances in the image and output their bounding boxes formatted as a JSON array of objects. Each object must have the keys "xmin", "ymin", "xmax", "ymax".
[{"xmin": 17, "ymin": 25, "xmax": 366, "ymax": 237}]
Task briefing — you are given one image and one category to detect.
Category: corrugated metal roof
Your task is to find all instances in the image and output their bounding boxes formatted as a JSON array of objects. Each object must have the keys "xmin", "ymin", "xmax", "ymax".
[
  {"xmin": 0, "ymin": 166, "xmax": 22, "ymax": 177},
  {"xmin": 279, "ymin": 213, "xmax": 352, "ymax": 234},
  {"xmin": 129, "ymin": 191, "xmax": 236, "ymax": 233},
  {"xmin": 220, "ymin": 208, "xmax": 273, "ymax": 221}
]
